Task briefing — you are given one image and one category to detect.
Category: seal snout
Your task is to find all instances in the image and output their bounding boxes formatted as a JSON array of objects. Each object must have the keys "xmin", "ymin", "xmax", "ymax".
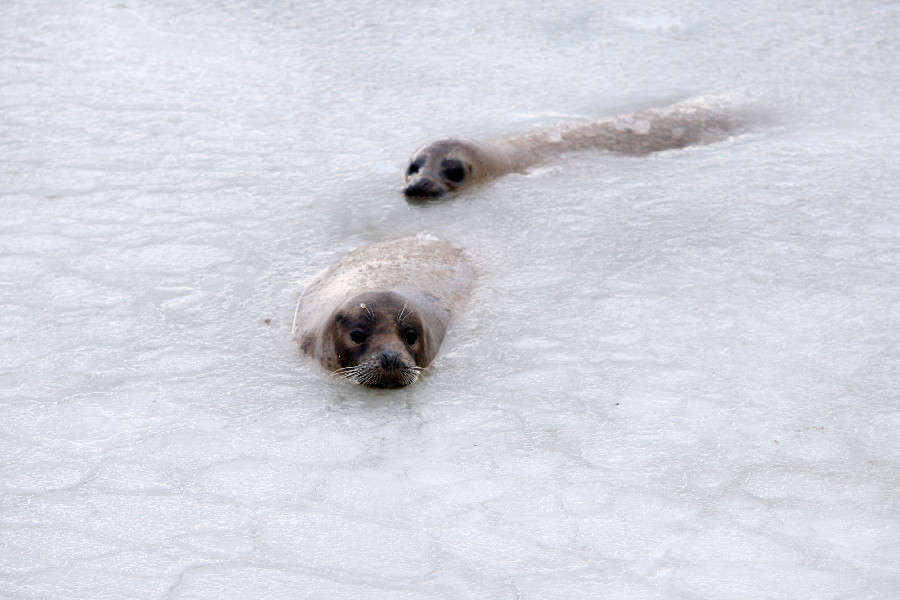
[
  {"xmin": 403, "ymin": 177, "xmax": 446, "ymax": 198},
  {"xmin": 370, "ymin": 348, "xmax": 418, "ymax": 388},
  {"xmin": 378, "ymin": 349, "xmax": 404, "ymax": 371}
]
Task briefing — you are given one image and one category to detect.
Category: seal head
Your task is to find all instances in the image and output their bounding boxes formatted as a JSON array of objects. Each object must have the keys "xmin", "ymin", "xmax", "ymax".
[
  {"xmin": 321, "ymin": 291, "xmax": 435, "ymax": 388},
  {"xmin": 403, "ymin": 139, "xmax": 477, "ymax": 198},
  {"xmin": 294, "ymin": 236, "xmax": 474, "ymax": 389}
]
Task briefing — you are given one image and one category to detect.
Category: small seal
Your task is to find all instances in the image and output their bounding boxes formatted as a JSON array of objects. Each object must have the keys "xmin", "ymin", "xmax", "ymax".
[
  {"xmin": 292, "ymin": 236, "xmax": 474, "ymax": 388},
  {"xmin": 403, "ymin": 93, "xmax": 766, "ymax": 198}
]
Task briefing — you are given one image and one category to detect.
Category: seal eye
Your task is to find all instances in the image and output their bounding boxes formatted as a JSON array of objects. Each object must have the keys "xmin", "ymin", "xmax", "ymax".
[
  {"xmin": 349, "ymin": 330, "xmax": 367, "ymax": 344},
  {"xmin": 407, "ymin": 161, "xmax": 420, "ymax": 176},
  {"xmin": 403, "ymin": 328, "xmax": 418, "ymax": 346},
  {"xmin": 442, "ymin": 165, "xmax": 465, "ymax": 183}
]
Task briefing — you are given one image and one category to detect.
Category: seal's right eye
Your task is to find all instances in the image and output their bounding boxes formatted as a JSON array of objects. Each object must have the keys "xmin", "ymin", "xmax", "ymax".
[
  {"xmin": 407, "ymin": 161, "xmax": 420, "ymax": 176},
  {"xmin": 349, "ymin": 330, "xmax": 367, "ymax": 344},
  {"xmin": 441, "ymin": 159, "xmax": 466, "ymax": 183}
]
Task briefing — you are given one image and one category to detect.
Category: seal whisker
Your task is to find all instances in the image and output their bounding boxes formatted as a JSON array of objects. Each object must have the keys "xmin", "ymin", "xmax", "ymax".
[
  {"xmin": 359, "ymin": 302, "xmax": 375, "ymax": 321},
  {"xmin": 397, "ymin": 302, "xmax": 409, "ymax": 323},
  {"xmin": 401, "ymin": 369, "xmax": 420, "ymax": 386},
  {"xmin": 332, "ymin": 368, "xmax": 361, "ymax": 382},
  {"xmin": 365, "ymin": 371, "xmax": 381, "ymax": 386},
  {"xmin": 334, "ymin": 369, "xmax": 362, "ymax": 380},
  {"xmin": 357, "ymin": 363, "xmax": 379, "ymax": 386}
]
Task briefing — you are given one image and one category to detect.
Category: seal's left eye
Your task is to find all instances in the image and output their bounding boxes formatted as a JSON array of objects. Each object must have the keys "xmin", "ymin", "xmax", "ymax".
[
  {"xmin": 350, "ymin": 330, "xmax": 367, "ymax": 344},
  {"xmin": 403, "ymin": 328, "xmax": 418, "ymax": 346}
]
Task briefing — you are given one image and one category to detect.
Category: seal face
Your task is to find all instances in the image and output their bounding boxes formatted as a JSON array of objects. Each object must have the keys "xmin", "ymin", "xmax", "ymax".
[
  {"xmin": 293, "ymin": 236, "xmax": 474, "ymax": 388},
  {"xmin": 324, "ymin": 291, "xmax": 432, "ymax": 388},
  {"xmin": 403, "ymin": 139, "xmax": 477, "ymax": 198}
]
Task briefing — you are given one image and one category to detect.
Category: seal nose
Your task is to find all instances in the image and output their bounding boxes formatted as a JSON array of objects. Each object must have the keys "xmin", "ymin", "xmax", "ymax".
[
  {"xmin": 403, "ymin": 178, "xmax": 444, "ymax": 198},
  {"xmin": 379, "ymin": 349, "xmax": 404, "ymax": 371}
]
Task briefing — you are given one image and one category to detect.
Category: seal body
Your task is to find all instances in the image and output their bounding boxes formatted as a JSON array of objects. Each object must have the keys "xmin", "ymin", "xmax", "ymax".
[
  {"xmin": 403, "ymin": 93, "xmax": 768, "ymax": 197},
  {"xmin": 293, "ymin": 236, "xmax": 474, "ymax": 388}
]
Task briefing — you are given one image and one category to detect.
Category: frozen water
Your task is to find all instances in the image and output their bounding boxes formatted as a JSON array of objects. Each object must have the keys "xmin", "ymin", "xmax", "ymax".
[{"xmin": 2, "ymin": 0, "xmax": 899, "ymax": 598}]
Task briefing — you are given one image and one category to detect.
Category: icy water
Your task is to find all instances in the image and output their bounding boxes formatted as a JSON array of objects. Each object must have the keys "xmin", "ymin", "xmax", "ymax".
[{"xmin": 2, "ymin": 1, "xmax": 899, "ymax": 598}]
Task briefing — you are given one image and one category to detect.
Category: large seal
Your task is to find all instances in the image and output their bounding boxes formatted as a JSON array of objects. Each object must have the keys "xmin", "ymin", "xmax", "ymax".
[
  {"xmin": 292, "ymin": 236, "xmax": 474, "ymax": 388},
  {"xmin": 403, "ymin": 93, "xmax": 767, "ymax": 197}
]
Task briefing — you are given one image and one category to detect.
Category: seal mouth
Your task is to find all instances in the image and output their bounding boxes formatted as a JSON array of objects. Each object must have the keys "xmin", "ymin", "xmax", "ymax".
[
  {"xmin": 403, "ymin": 177, "xmax": 447, "ymax": 198},
  {"xmin": 333, "ymin": 362, "xmax": 423, "ymax": 388}
]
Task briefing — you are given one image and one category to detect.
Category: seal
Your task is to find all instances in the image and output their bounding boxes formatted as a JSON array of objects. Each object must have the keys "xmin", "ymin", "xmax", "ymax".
[
  {"xmin": 292, "ymin": 236, "xmax": 474, "ymax": 388},
  {"xmin": 403, "ymin": 93, "xmax": 767, "ymax": 197}
]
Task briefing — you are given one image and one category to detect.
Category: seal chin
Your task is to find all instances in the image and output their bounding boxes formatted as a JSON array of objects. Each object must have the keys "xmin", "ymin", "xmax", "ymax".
[
  {"xmin": 371, "ymin": 368, "xmax": 418, "ymax": 388},
  {"xmin": 403, "ymin": 178, "xmax": 447, "ymax": 198}
]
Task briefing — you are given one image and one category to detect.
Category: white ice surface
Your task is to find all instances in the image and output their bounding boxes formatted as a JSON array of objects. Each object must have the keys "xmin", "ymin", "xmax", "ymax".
[{"xmin": 2, "ymin": 1, "xmax": 899, "ymax": 599}]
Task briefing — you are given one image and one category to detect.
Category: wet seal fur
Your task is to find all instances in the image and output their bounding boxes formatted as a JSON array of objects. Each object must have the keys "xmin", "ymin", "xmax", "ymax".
[
  {"xmin": 403, "ymin": 93, "xmax": 768, "ymax": 198},
  {"xmin": 292, "ymin": 236, "xmax": 474, "ymax": 388}
]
